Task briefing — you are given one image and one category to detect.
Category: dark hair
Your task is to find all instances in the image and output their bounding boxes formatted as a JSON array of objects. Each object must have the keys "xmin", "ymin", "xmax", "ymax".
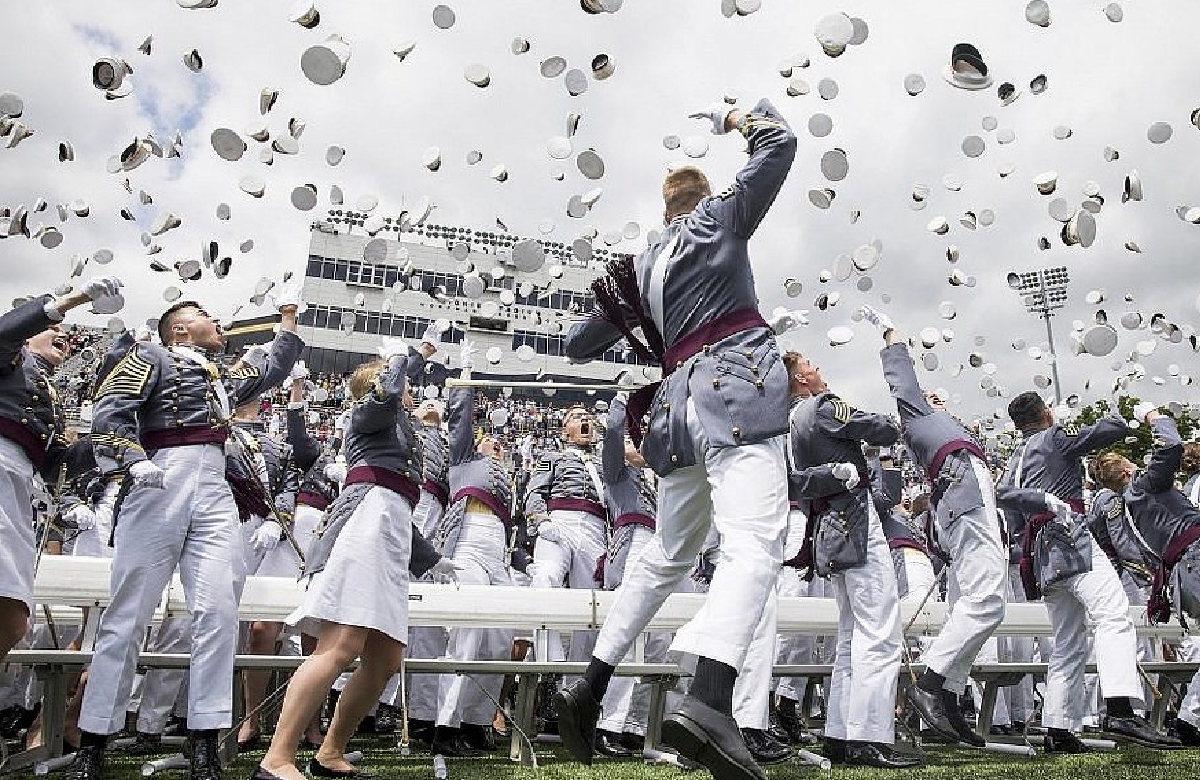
[
  {"xmin": 1008, "ymin": 391, "xmax": 1047, "ymax": 431},
  {"xmin": 1182, "ymin": 442, "xmax": 1200, "ymax": 477},
  {"xmin": 158, "ymin": 300, "xmax": 203, "ymax": 345}
]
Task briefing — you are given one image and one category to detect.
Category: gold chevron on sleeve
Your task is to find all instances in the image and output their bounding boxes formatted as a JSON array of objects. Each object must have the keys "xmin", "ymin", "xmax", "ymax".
[{"xmin": 94, "ymin": 349, "xmax": 153, "ymax": 399}]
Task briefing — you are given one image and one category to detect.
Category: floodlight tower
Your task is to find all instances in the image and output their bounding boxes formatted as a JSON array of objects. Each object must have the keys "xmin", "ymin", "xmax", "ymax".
[{"xmin": 1007, "ymin": 265, "xmax": 1069, "ymax": 406}]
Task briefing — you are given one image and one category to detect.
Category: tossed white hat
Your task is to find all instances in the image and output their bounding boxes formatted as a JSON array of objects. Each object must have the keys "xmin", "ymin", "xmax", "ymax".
[
  {"xmin": 944, "ymin": 43, "xmax": 992, "ymax": 90},
  {"xmin": 301, "ymin": 34, "xmax": 351, "ymax": 86},
  {"xmin": 288, "ymin": 0, "xmax": 320, "ymax": 28},
  {"xmin": 1061, "ymin": 209, "xmax": 1096, "ymax": 248},
  {"xmin": 903, "ymin": 73, "xmax": 925, "ymax": 96},
  {"xmin": 291, "ymin": 184, "xmax": 318, "ymax": 211},
  {"xmin": 1147, "ymin": 122, "xmax": 1172, "ymax": 144},
  {"xmin": 1025, "ymin": 0, "xmax": 1050, "ymax": 26},
  {"xmin": 211, "ymin": 128, "xmax": 246, "ymax": 161},
  {"xmin": 577, "ymin": 148, "xmax": 604, "ymax": 179},
  {"xmin": 814, "ymin": 13, "xmax": 854, "ymax": 58},
  {"xmin": 464, "ymin": 63, "xmax": 491, "ymax": 87},
  {"xmin": 432, "ymin": 4, "xmax": 456, "ymax": 28}
]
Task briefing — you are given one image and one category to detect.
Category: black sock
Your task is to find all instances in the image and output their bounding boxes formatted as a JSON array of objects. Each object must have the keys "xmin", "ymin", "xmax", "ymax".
[
  {"xmin": 778, "ymin": 696, "xmax": 798, "ymax": 717},
  {"xmin": 79, "ymin": 730, "xmax": 108, "ymax": 749},
  {"xmin": 1105, "ymin": 697, "xmax": 1135, "ymax": 718},
  {"xmin": 583, "ymin": 658, "xmax": 615, "ymax": 697},
  {"xmin": 917, "ymin": 669, "xmax": 947, "ymax": 694},
  {"xmin": 691, "ymin": 657, "xmax": 737, "ymax": 717},
  {"xmin": 1048, "ymin": 727, "xmax": 1075, "ymax": 740}
]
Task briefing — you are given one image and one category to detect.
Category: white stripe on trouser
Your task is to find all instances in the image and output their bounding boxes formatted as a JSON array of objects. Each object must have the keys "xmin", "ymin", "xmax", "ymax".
[
  {"xmin": 78, "ymin": 444, "xmax": 244, "ymax": 734},
  {"xmin": 436, "ymin": 512, "xmax": 514, "ymax": 728},
  {"xmin": 0, "ymin": 436, "xmax": 35, "ymax": 618},
  {"xmin": 732, "ymin": 579, "xmax": 778, "ymax": 730},
  {"xmin": 825, "ymin": 501, "xmax": 902, "ymax": 744},
  {"xmin": 528, "ymin": 509, "xmax": 606, "ymax": 663},
  {"xmin": 598, "ymin": 524, "xmax": 673, "ymax": 736},
  {"xmin": 774, "ymin": 564, "xmax": 813, "ymax": 702},
  {"xmin": 137, "ymin": 612, "xmax": 192, "ymax": 733},
  {"xmin": 592, "ymin": 398, "xmax": 788, "ymax": 671},
  {"xmin": 1041, "ymin": 535, "xmax": 1143, "ymax": 731},
  {"xmin": 921, "ymin": 464, "xmax": 1007, "ymax": 694}
]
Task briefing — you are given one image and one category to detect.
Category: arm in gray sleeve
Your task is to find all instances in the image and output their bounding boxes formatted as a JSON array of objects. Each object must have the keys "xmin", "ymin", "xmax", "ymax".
[
  {"xmin": 1058, "ymin": 415, "xmax": 1129, "ymax": 459},
  {"xmin": 408, "ymin": 523, "xmax": 442, "ymax": 577},
  {"xmin": 564, "ymin": 308, "xmax": 630, "ymax": 362},
  {"xmin": 1131, "ymin": 416, "xmax": 1183, "ymax": 495},
  {"xmin": 286, "ymin": 407, "xmax": 321, "ymax": 472},
  {"xmin": 350, "ymin": 354, "xmax": 408, "ymax": 435},
  {"xmin": 601, "ymin": 397, "xmax": 627, "ymax": 484},
  {"xmin": 706, "ymin": 98, "xmax": 798, "ymax": 238},
  {"xmin": 877, "ymin": 464, "xmax": 904, "ymax": 506},
  {"xmin": 790, "ymin": 464, "xmax": 852, "ymax": 498},
  {"xmin": 89, "ymin": 343, "xmax": 161, "ymax": 475},
  {"xmin": 0, "ymin": 295, "xmax": 56, "ymax": 371},
  {"xmin": 817, "ymin": 398, "xmax": 901, "ymax": 447},
  {"xmin": 228, "ymin": 330, "xmax": 304, "ymax": 407},
  {"xmin": 524, "ymin": 453, "xmax": 555, "ymax": 523},
  {"xmin": 447, "ymin": 386, "xmax": 476, "ymax": 466},
  {"xmin": 880, "ymin": 343, "xmax": 934, "ymax": 423},
  {"xmin": 274, "ymin": 457, "xmax": 300, "ymax": 519}
]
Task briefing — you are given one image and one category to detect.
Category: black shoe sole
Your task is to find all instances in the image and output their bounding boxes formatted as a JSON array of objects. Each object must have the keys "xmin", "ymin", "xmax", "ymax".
[
  {"xmin": 662, "ymin": 713, "xmax": 765, "ymax": 780},
  {"xmin": 553, "ymin": 692, "xmax": 595, "ymax": 766}
]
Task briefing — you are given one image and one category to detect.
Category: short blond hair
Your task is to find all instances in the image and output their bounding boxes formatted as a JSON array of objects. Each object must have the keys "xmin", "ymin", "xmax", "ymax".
[
  {"xmin": 349, "ymin": 359, "xmax": 384, "ymax": 401},
  {"xmin": 662, "ymin": 166, "xmax": 712, "ymax": 219},
  {"xmin": 1090, "ymin": 451, "xmax": 1130, "ymax": 491}
]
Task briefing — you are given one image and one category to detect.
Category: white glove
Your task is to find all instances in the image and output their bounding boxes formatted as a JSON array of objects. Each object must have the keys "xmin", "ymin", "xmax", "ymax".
[
  {"xmin": 1045, "ymin": 494, "xmax": 1070, "ymax": 515},
  {"xmin": 420, "ymin": 320, "xmax": 449, "ymax": 347},
  {"xmin": 377, "ymin": 336, "xmax": 410, "ymax": 361},
  {"xmin": 289, "ymin": 360, "xmax": 310, "ymax": 381},
  {"xmin": 614, "ymin": 390, "xmax": 630, "ymax": 405},
  {"xmin": 430, "ymin": 557, "xmax": 465, "ymax": 587},
  {"xmin": 688, "ymin": 104, "xmax": 736, "ymax": 135},
  {"xmin": 249, "ymin": 521, "xmax": 283, "ymax": 554},
  {"xmin": 324, "ymin": 459, "xmax": 348, "ymax": 484},
  {"xmin": 859, "ymin": 305, "xmax": 894, "ymax": 334},
  {"xmin": 767, "ymin": 309, "xmax": 810, "ymax": 335},
  {"xmin": 81, "ymin": 275, "xmax": 123, "ymax": 301},
  {"xmin": 63, "ymin": 504, "xmax": 96, "ymax": 532},
  {"xmin": 793, "ymin": 309, "xmax": 810, "ymax": 327},
  {"xmin": 830, "ymin": 462, "xmax": 859, "ymax": 489},
  {"xmin": 1132, "ymin": 402, "xmax": 1157, "ymax": 422},
  {"xmin": 129, "ymin": 460, "xmax": 165, "ymax": 489},
  {"xmin": 271, "ymin": 280, "xmax": 304, "ymax": 312},
  {"xmin": 537, "ymin": 519, "xmax": 564, "ymax": 544},
  {"xmin": 134, "ymin": 326, "xmax": 154, "ymax": 342},
  {"xmin": 459, "ymin": 339, "xmax": 478, "ymax": 371}
]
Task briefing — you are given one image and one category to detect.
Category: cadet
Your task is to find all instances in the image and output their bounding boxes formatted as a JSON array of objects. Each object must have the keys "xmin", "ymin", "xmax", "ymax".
[{"xmin": 556, "ymin": 97, "xmax": 796, "ymax": 780}]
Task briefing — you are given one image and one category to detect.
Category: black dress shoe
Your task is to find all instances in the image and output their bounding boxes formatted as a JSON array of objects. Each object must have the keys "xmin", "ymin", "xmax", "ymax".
[
  {"xmin": 64, "ymin": 744, "xmax": 104, "ymax": 780},
  {"xmin": 307, "ymin": 758, "xmax": 374, "ymax": 778},
  {"xmin": 595, "ymin": 730, "xmax": 634, "ymax": 758},
  {"xmin": 845, "ymin": 741, "xmax": 923, "ymax": 769},
  {"xmin": 553, "ymin": 679, "xmax": 601, "ymax": 765},
  {"xmin": 374, "ymin": 704, "xmax": 398, "ymax": 735},
  {"xmin": 904, "ymin": 685, "xmax": 960, "ymax": 744},
  {"xmin": 250, "ymin": 767, "xmax": 287, "ymax": 780},
  {"xmin": 740, "ymin": 728, "xmax": 791, "ymax": 765},
  {"xmin": 660, "ymin": 696, "xmax": 767, "ymax": 780},
  {"xmin": 429, "ymin": 728, "xmax": 481, "ymax": 758},
  {"xmin": 776, "ymin": 710, "xmax": 816, "ymax": 746},
  {"xmin": 1043, "ymin": 731, "xmax": 1092, "ymax": 754},
  {"xmin": 989, "ymin": 725, "xmax": 1014, "ymax": 737},
  {"xmin": 1102, "ymin": 715, "xmax": 1181, "ymax": 748},
  {"xmin": 237, "ymin": 729, "xmax": 262, "ymax": 752},
  {"xmin": 460, "ymin": 723, "xmax": 497, "ymax": 752},
  {"xmin": 940, "ymin": 691, "xmax": 986, "ymax": 748},
  {"xmin": 122, "ymin": 732, "xmax": 166, "ymax": 756},
  {"xmin": 1172, "ymin": 718, "xmax": 1200, "ymax": 747},
  {"xmin": 822, "ymin": 736, "xmax": 846, "ymax": 764},
  {"xmin": 189, "ymin": 731, "xmax": 224, "ymax": 780}
]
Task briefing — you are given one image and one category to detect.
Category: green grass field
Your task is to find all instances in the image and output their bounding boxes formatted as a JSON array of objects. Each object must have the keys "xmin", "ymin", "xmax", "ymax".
[{"xmin": 82, "ymin": 735, "xmax": 1200, "ymax": 780}]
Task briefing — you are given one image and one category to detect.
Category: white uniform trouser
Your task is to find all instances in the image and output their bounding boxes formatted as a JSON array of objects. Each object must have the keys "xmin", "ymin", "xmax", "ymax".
[
  {"xmin": 137, "ymin": 612, "xmax": 192, "ymax": 733},
  {"xmin": 0, "ymin": 436, "xmax": 35, "ymax": 619},
  {"xmin": 1041, "ymin": 535, "xmax": 1142, "ymax": 731},
  {"xmin": 598, "ymin": 524, "xmax": 673, "ymax": 736},
  {"xmin": 400, "ymin": 493, "xmax": 449, "ymax": 717},
  {"xmin": 593, "ymin": 399, "xmax": 788, "ymax": 671},
  {"xmin": 1003, "ymin": 563, "xmax": 1047, "ymax": 724},
  {"xmin": 774, "ymin": 564, "xmax": 811, "ymax": 702},
  {"xmin": 825, "ymin": 501, "xmax": 902, "ymax": 744},
  {"xmin": 921, "ymin": 469, "xmax": 1007, "ymax": 694},
  {"xmin": 436, "ymin": 512, "xmax": 515, "ymax": 728},
  {"xmin": 529, "ymin": 509, "xmax": 607, "ymax": 663},
  {"xmin": 732, "ymin": 580, "xmax": 778, "ymax": 731},
  {"xmin": 1177, "ymin": 636, "xmax": 1200, "ymax": 729},
  {"xmin": 79, "ymin": 444, "xmax": 244, "ymax": 734},
  {"xmin": 412, "ymin": 490, "xmax": 445, "ymax": 541}
]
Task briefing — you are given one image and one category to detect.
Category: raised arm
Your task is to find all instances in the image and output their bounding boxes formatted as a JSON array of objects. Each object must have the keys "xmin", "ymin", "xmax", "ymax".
[
  {"xmin": 817, "ymin": 396, "xmax": 900, "ymax": 447},
  {"xmin": 446, "ymin": 385, "xmax": 477, "ymax": 466},
  {"xmin": 601, "ymin": 394, "xmax": 628, "ymax": 484},
  {"xmin": 1131, "ymin": 413, "xmax": 1183, "ymax": 495},
  {"xmin": 564, "ymin": 309, "xmax": 629, "ymax": 362},
  {"xmin": 880, "ymin": 342, "xmax": 935, "ymax": 423},
  {"xmin": 1058, "ymin": 414, "xmax": 1129, "ymax": 459},
  {"xmin": 228, "ymin": 330, "xmax": 304, "ymax": 407}
]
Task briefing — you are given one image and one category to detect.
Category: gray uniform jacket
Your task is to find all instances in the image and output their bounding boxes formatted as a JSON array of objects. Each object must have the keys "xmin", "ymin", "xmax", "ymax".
[
  {"xmin": 0, "ymin": 295, "xmax": 70, "ymax": 479},
  {"xmin": 434, "ymin": 385, "xmax": 515, "ymax": 557},
  {"xmin": 90, "ymin": 330, "xmax": 303, "ymax": 476},
  {"xmin": 601, "ymin": 396, "xmax": 656, "ymax": 530},
  {"xmin": 524, "ymin": 444, "xmax": 607, "ymax": 535},
  {"xmin": 996, "ymin": 415, "xmax": 1128, "ymax": 597},
  {"xmin": 285, "ymin": 407, "xmax": 338, "ymax": 509},
  {"xmin": 563, "ymin": 99, "xmax": 798, "ymax": 476},
  {"xmin": 306, "ymin": 351, "xmax": 440, "ymax": 579},
  {"xmin": 1087, "ymin": 488, "xmax": 1155, "ymax": 585},
  {"xmin": 789, "ymin": 392, "xmax": 900, "ymax": 576},
  {"xmin": 417, "ymin": 423, "xmax": 450, "ymax": 506},
  {"xmin": 881, "ymin": 343, "xmax": 988, "ymax": 522},
  {"xmin": 227, "ymin": 421, "xmax": 298, "ymax": 520}
]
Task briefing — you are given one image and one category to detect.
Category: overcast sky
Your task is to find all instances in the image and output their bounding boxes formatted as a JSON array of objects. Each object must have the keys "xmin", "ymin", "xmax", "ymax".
[{"xmin": 2, "ymin": 0, "xmax": 1198, "ymax": 427}]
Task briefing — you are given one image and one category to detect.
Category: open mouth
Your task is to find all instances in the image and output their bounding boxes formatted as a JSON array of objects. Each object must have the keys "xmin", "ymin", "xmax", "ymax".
[{"xmin": 51, "ymin": 335, "xmax": 69, "ymax": 353}]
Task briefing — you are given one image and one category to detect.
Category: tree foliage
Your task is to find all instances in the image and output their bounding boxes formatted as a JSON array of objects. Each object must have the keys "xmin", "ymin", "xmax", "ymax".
[{"xmin": 1074, "ymin": 395, "xmax": 1199, "ymax": 464}]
